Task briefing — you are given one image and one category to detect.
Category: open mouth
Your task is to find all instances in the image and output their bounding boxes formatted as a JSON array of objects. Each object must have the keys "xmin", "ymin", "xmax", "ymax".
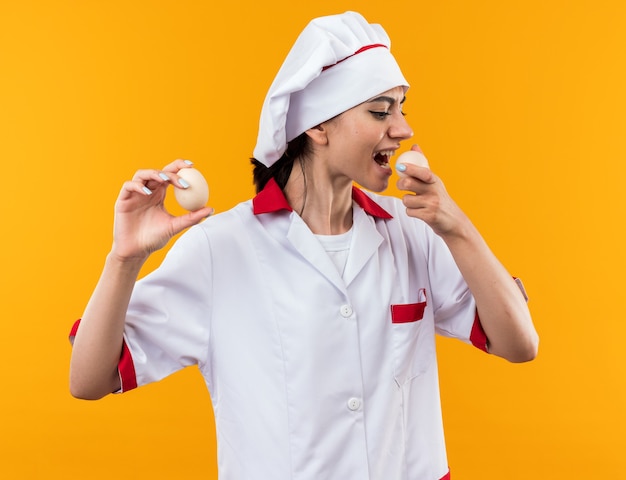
[{"xmin": 373, "ymin": 150, "xmax": 394, "ymax": 167}]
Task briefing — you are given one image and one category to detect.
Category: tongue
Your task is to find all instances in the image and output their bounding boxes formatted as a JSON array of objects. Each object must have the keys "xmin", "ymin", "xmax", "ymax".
[{"xmin": 374, "ymin": 153, "xmax": 388, "ymax": 166}]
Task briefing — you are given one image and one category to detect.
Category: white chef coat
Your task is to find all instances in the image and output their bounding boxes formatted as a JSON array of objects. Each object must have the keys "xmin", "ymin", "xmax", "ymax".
[{"xmin": 71, "ymin": 178, "xmax": 487, "ymax": 480}]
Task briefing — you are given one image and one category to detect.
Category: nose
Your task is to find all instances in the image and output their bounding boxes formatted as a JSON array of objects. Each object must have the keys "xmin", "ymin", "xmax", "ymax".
[{"xmin": 389, "ymin": 111, "xmax": 413, "ymax": 141}]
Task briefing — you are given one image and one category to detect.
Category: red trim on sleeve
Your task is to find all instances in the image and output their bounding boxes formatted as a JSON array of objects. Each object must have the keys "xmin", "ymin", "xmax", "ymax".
[
  {"xmin": 118, "ymin": 340, "xmax": 137, "ymax": 391},
  {"xmin": 439, "ymin": 469, "xmax": 451, "ymax": 480},
  {"xmin": 470, "ymin": 310, "xmax": 489, "ymax": 353},
  {"xmin": 68, "ymin": 319, "xmax": 138, "ymax": 392},
  {"xmin": 469, "ymin": 276, "xmax": 526, "ymax": 353}
]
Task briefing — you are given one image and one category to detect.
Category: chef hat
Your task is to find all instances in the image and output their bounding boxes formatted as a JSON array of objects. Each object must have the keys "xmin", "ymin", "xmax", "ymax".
[{"xmin": 253, "ymin": 11, "xmax": 409, "ymax": 167}]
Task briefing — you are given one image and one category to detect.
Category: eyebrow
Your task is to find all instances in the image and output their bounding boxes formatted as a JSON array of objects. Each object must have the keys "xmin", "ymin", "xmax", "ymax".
[{"xmin": 367, "ymin": 95, "xmax": 406, "ymax": 105}]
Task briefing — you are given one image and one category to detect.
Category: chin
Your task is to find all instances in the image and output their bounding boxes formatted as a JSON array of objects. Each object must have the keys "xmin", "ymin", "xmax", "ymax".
[{"xmin": 357, "ymin": 179, "xmax": 389, "ymax": 193}]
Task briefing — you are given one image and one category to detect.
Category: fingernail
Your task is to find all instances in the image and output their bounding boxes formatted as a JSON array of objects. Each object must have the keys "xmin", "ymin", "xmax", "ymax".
[
  {"xmin": 396, "ymin": 163, "xmax": 407, "ymax": 172},
  {"xmin": 159, "ymin": 172, "xmax": 170, "ymax": 181},
  {"xmin": 179, "ymin": 178, "xmax": 190, "ymax": 189},
  {"xmin": 183, "ymin": 159, "xmax": 193, "ymax": 165},
  {"xmin": 142, "ymin": 186, "xmax": 153, "ymax": 195}
]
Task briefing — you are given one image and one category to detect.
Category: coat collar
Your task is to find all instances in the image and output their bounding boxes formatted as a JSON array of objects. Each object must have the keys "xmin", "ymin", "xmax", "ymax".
[{"xmin": 252, "ymin": 178, "xmax": 392, "ymax": 219}]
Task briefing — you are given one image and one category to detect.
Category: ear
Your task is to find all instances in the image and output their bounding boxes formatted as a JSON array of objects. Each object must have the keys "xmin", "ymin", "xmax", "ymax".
[{"xmin": 304, "ymin": 124, "xmax": 328, "ymax": 146}]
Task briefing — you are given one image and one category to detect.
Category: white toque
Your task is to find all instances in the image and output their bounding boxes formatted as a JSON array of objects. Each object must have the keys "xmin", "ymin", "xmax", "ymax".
[{"xmin": 253, "ymin": 11, "xmax": 409, "ymax": 167}]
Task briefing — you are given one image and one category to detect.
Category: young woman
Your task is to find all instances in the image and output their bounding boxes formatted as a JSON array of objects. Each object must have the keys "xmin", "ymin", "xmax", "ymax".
[{"xmin": 69, "ymin": 11, "xmax": 538, "ymax": 480}]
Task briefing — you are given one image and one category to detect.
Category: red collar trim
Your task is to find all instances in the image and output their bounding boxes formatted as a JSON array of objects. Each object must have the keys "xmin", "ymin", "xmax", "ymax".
[
  {"xmin": 252, "ymin": 178, "xmax": 293, "ymax": 214},
  {"xmin": 351, "ymin": 187, "xmax": 393, "ymax": 219},
  {"xmin": 252, "ymin": 178, "xmax": 392, "ymax": 219}
]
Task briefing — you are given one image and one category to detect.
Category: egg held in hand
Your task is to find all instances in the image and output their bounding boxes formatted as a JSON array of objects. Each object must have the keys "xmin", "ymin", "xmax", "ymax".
[
  {"xmin": 396, "ymin": 150, "xmax": 430, "ymax": 177},
  {"xmin": 174, "ymin": 168, "xmax": 209, "ymax": 211}
]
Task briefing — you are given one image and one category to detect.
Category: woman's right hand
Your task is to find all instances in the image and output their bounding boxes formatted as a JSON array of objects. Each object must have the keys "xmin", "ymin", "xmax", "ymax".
[{"xmin": 111, "ymin": 159, "xmax": 214, "ymax": 262}]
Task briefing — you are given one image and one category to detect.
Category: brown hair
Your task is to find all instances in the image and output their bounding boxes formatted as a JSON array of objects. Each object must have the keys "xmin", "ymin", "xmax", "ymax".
[{"xmin": 250, "ymin": 133, "xmax": 311, "ymax": 193}]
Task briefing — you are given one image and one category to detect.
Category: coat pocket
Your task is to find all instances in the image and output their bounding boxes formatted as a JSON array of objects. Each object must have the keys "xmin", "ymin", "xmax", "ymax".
[
  {"xmin": 390, "ymin": 288, "xmax": 427, "ymax": 323},
  {"xmin": 390, "ymin": 289, "xmax": 434, "ymax": 384}
]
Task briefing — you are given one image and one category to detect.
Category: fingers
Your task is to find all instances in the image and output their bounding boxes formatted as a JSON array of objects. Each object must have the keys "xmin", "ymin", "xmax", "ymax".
[
  {"xmin": 402, "ymin": 191, "xmax": 438, "ymax": 210},
  {"xmin": 130, "ymin": 168, "xmax": 172, "ymax": 192},
  {"xmin": 169, "ymin": 206, "xmax": 215, "ymax": 236},
  {"xmin": 126, "ymin": 159, "xmax": 195, "ymax": 196},
  {"xmin": 162, "ymin": 159, "xmax": 198, "ymax": 190},
  {"xmin": 396, "ymin": 168, "xmax": 437, "ymax": 195},
  {"xmin": 162, "ymin": 158, "xmax": 194, "ymax": 173},
  {"xmin": 396, "ymin": 170, "xmax": 443, "ymax": 217},
  {"xmin": 120, "ymin": 159, "xmax": 208, "ymax": 208}
]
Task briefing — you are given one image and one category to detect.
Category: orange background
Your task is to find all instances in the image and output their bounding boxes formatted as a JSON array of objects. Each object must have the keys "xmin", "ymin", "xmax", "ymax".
[{"xmin": 1, "ymin": 1, "xmax": 625, "ymax": 478}]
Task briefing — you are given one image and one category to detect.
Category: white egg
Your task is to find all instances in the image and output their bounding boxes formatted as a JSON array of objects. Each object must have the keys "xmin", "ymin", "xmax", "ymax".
[
  {"xmin": 396, "ymin": 150, "xmax": 430, "ymax": 177},
  {"xmin": 174, "ymin": 167, "xmax": 209, "ymax": 211}
]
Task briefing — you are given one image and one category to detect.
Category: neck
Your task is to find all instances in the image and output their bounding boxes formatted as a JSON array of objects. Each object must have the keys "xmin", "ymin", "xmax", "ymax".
[{"xmin": 284, "ymin": 159, "xmax": 353, "ymax": 235}]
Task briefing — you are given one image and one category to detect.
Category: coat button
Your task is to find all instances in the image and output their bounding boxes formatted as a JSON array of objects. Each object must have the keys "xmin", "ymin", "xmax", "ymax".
[
  {"xmin": 340, "ymin": 304, "xmax": 353, "ymax": 317},
  {"xmin": 347, "ymin": 397, "xmax": 361, "ymax": 411}
]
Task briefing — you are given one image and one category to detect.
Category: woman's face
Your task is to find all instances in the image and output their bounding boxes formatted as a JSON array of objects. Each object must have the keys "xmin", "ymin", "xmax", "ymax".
[{"xmin": 320, "ymin": 86, "xmax": 413, "ymax": 192}]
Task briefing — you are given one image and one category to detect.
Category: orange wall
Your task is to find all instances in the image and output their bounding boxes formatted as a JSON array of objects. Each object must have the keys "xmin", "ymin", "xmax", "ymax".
[{"xmin": 1, "ymin": 1, "xmax": 625, "ymax": 478}]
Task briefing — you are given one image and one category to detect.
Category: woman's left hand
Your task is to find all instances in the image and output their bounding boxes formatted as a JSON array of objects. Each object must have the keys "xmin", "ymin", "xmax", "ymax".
[{"xmin": 396, "ymin": 162, "xmax": 469, "ymax": 239}]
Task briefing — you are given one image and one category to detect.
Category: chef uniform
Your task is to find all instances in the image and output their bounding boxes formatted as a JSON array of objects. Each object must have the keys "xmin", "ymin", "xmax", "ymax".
[{"xmin": 71, "ymin": 11, "xmax": 493, "ymax": 480}]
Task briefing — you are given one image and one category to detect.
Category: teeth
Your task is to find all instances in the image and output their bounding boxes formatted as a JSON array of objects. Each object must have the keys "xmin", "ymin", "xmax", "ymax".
[
  {"xmin": 373, "ymin": 149, "xmax": 394, "ymax": 168},
  {"xmin": 373, "ymin": 150, "xmax": 395, "ymax": 159}
]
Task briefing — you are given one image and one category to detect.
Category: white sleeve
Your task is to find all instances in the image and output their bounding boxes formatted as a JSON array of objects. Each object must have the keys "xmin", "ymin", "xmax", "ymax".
[
  {"xmin": 122, "ymin": 225, "xmax": 214, "ymax": 390},
  {"xmin": 426, "ymin": 228, "xmax": 488, "ymax": 352}
]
